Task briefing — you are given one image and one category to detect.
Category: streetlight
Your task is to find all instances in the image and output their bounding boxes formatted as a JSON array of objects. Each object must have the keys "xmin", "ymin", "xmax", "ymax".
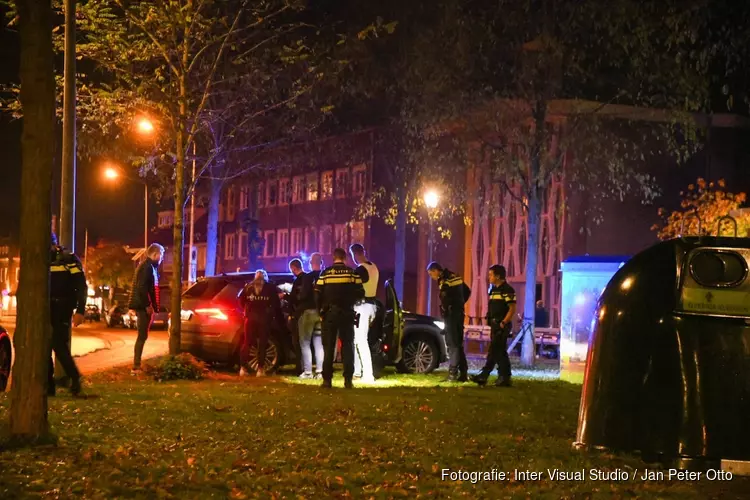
[
  {"xmin": 102, "ymin": 163, "xmax": 149, "ymax": 251},
  {"xmin": 136, "ymin": 117, "xmax": 155, "ymax": 136},
  {"xmin": 424, "ymin": 188, "xmax": 440, "ymax": 316}
]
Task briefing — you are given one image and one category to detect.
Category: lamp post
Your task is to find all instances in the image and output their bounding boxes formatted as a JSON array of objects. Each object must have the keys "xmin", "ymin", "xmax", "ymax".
[
  {"xmin": 424, "ymin": 189, "xmax": 440, "ymax": 316},
  {"xmin": 188, "ymin": 141, "xmax": 197, "ymax": 284},
  {"xmin": 103, "ymin": 165, "xmax": 148, "ymax": 251}
]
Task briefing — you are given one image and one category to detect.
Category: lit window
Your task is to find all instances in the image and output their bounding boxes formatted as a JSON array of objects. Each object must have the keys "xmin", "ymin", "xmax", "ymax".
[
  {"xmin": 350, "ymin": 220, "xmax": 366, "ymax": 244},
  {"xmin": 321, "ymin": 171, "xmax": 334, "ymax": 200},
  {"xmin": 225, "ymin": 233, "xmax": 236, "ymax": 260},
  {"xmin": 267, "ymin": 181, "xmax": 278, "ymax": 207},
  {"xmin": 319, "ymin": 226, "xmax": 332, "ymax": 255},
  {"xmin": 306, "ymin": 173, "xmax": 319, "ymax": 201},
  {"xmin": 352, "ymin": 164, "xmax": 367, "ymax": 197},
  {"xmin": 263, "ymin": 230, "xmax": 276, "ymax": 258},
  {"xmin": 226, "ymin": 187, "xmax": 236, "ymax": 221},
  {"xmin": 257, "ymin": 182, "xmax": 266, "ymax": 208},
  {"xmin": 335, "ymin": 168, "xmax": 350, "ymax": 199},
  {"xmin": 292, "ymin": 176, "xmax": 306, "ymax": 204},
  {"xmin": 334, "ymin": 223, "xmax": 348, "ymax": 249},
  {"xmin": 277, "ymin": 229, "xmax": 289, "ymax": 257},
  {"xmin": 239, "ymin": 186, "xmax": 250, "ymax": 211},
  {"xmin": 15, "ymin": 268, "xmax": 19, "ymax": 282},
  {"xmin": 239, "ymin": 232, "xmax": 248, "ymax": 259},
  {"xmin": 290, "ymin": 228, "xmax": 303, "ymax": 255},
  {"xmin": 197, "ymin": 245, "xmax": 206, "ymax": 271},
  {"xmin": 305, "ymin": 227, "xmax": 318, "ymax": 252},
  {"xmin": 279, "ymin": 178, "xmax": 290, "ymax": 206}
]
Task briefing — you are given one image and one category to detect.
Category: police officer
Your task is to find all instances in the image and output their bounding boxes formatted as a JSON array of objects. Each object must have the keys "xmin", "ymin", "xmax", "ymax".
[
  {"xmin": 427, "ymin": 262, "xmax": 471, "ymax": 382},
  {"xmin": 49, "ymin": 232, "xmax": 87, "ymax": 397},
  {"xmin": 314, "ymin": 248, "xmax": 365, "ymax": 389},
  {"xmin": 238, "ymin": 269, "xmax": 284, "ymax": 377},
  {"xmin": 471, "ymin": 265, "xmax": 515, "ymax": 387}
]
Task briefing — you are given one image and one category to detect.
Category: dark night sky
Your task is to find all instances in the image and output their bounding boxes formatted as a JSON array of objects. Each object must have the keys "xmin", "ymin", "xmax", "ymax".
[{"xmin": 0, "ymin": 9, "xmax": 151, "ymax": 250}]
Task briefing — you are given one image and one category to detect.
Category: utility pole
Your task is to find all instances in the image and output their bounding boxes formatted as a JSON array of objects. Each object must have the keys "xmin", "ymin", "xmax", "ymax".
[
  {"xmin": 59, "ymin": 0, "xmax": 76, "ymax": 252},
  {"xmin": 189, "ymin": 142, "xmax": 197, "ymax": 284},
  {"xmin": 56, "ymin": 0, "xmax": 77, "ymax": 383}
]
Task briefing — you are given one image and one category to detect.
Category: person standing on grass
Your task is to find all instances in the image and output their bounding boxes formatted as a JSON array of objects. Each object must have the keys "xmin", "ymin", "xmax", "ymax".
[
  {"xmin": 239, "ymin": 270, "xmax": 284, "ymax": 377},
  {"xmin": 128, "ymin": 243, "xmax": 165, "ymax": 375},
  {"xmin": 471, "ymin": 265, "xmax": 515, "ymax": 387},
  {"xmin": 427, "ymin": 261, "xmax": 471, "ymax": 382},
  {"xmin": 349, "ymin": 243, "xmax": 379, "ymax": 384},
  {"xmin": 289, "ymin": 258, "xmax": 325, "ymax": 379},
  {"xmin": 314, "ymin": 248, "xmax": 365, "ymax": 389}
]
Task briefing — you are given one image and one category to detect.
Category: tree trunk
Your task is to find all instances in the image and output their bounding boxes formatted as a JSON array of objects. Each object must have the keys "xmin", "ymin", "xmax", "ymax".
[
  {"xmin": 520, "ymin": 103, "xmax": 547, "ymax": 367},
  {"xmin": 204, "ymin": 175, "xmax": 221, "ymax": 277},
  {"xmin": 169, "ymin": 72, "xmax": 187, "ymax": 356},
  {"xmin": 393, "ymin": 187, "xmax": 407, "ymax": 302},
  {"xmin": 9, "ymin": 0, "xmax": 55, "ymax": 441}
]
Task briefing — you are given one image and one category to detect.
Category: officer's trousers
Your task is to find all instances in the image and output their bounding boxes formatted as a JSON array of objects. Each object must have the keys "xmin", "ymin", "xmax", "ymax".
[
  {"xmin": 443, "ymin": 310, "xmax": 467, "ymax": 376},
  {"xmin": 480, "ymin": 323, "xmax": 511, "ymax": 378},
  {"xmin": 321, "ymin": 306, "xmax": 355, "ymax": 382},
  {"xmin": 49, "ymin": 304, "xmax": 80, "ymax": 392},
  {"xmin": 353, "ymin": 301, "xmax": 377, "ymax": 381},
  {"xmin": 241, "ymin": 316, "xmax": 269, "ymax": 370}
]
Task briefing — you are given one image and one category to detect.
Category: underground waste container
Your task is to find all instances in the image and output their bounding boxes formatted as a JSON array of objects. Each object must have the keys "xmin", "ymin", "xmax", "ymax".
[{"xmin": 574, "ymin": 236, "xmax": 750, "ymax": 472}]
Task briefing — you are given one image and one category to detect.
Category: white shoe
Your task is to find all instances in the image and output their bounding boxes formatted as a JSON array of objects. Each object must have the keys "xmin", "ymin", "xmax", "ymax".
[
  {"xmin": 239, "ymin": 367, "xmax": 248, "ymax": 377},
  {"xmin": 360, "ymin": 377, "xmax": 376, "ymax": 384}
]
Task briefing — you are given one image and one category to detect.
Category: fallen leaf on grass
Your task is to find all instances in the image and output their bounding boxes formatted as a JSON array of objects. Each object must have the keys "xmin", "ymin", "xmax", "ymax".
[
  {"xmin": 213, "ymin": 405, "xmax": 232, "ymax": 412},
  {"xmin": 187, "ymin": 457, "xmax": 196, "ymax": 466},
  {"xmin": 336, "ymin": 476, "xmax": 345, "ymax": 485},
  {"xmin": 230, "ymin": 488, "xmax": 247, "ymax": 499},
  {"xmin": 418, "ymin": 405, "xmax": 433, "ymax": 412}
]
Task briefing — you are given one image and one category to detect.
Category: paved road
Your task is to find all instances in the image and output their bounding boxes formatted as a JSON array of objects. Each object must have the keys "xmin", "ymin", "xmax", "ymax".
[{"xmin": 1, "ymin": 318, "xmax": 170, "ymax": 380}]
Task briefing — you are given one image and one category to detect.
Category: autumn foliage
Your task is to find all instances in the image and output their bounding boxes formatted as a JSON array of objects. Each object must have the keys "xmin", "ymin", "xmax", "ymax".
[{"xmin": 652, "ymin": 178, "xmax": 750, "ymax": 240}]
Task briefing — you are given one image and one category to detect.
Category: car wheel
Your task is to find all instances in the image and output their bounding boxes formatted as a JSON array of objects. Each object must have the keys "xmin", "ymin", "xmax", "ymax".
[
  {"xmin": 397, "ymin": 334, "xmax": 439, "ymax": 374},
  {"xmin": 0, "ymin": 338, "xmax": 11, "ymax": 392},
  {"xmin": 248, "ymin": 337, "xmax": 280, "ymax": 372}
]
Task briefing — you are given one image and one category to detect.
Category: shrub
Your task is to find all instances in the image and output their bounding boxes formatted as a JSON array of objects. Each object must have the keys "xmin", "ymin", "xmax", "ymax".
[{"xmin": 145, "ymin": 353, "xmax": 208, "ymax": 381}]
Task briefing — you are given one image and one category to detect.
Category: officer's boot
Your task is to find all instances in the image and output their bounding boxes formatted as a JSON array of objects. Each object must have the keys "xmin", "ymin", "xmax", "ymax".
[
  {"xmin": 47, "ymin": 380, "xmax": 56, "ymax": 397},
  {"xmin": 70, "ymin": 377, "xmax": 85, "ymax": 397},
  {"xmin": 321, "ymin": 379, "xmax": 333, "ymax": 389},
  {"xmin": 344, "ymin": 378, "xmax": 354, "ymax": 389},
  {"xmin": 457, "ymin": 371, "xmax": 468, "ymax": 383},
  {"xmin": 470, "ymin": 373, "xmax": 488, "ymax": 386},
  {"xmin": 495, "ymin": 376, "xmax": 512, "ymax": 387},
  {"xmin": 442, "ymin": 370, "xmax": 459, "ymax": 383}
]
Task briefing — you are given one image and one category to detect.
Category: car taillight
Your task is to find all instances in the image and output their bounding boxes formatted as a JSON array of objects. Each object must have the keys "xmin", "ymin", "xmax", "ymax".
[
  {"xmin": 383, "ymin": 344, "xmax": 389, "ymax": 352},
  {"xmin": 195, "ymin": 308, "xmax": 229, "ymax": 321}
]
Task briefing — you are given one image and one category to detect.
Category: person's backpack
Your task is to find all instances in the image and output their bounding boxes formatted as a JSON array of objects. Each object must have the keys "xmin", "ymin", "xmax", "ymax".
[{"xmin": 462, "ymin": 282, "xmax": 472, "ymax": 303}]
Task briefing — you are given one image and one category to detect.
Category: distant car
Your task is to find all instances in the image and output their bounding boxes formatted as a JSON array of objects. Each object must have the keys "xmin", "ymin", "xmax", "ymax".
[
  {"xmin": 152, "ymin": 307, "xmax": 169, "ymax": 330},
  {"xmin": 0, "ymin": 326, "xmax": 11, "ymax": 391},
  {"xmin": 178, "ymin": 272, "xmax": 448, "ymax": 375},
  {"xmin": 84, "ymin": 304, "xmax": 101, "ymax": 323},
  {"xmin": 104, "ymin": 306, "xmax": 126, "ymax": 328},
  {"xmin": 122, "ymin": 309, "xmax": 138, "ymax": 329}
]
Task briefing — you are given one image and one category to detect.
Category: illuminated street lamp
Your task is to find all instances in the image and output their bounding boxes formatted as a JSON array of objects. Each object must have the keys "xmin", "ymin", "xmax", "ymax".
[
  {"xmin": 102, "ymin": 163, "xmax": 149, "ymax": 251},
  {"xmin": 136, "ymin": 117, "xmax": 155, "ymax": 136},
  {"xmin": 423, "ymin": 188, "xmax": 441, "ymax": 316}
]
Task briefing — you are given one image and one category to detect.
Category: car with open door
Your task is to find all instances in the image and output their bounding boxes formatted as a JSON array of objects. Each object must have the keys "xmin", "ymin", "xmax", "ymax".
[
  {"xmin": 0, "ymin": 325, "xmax": 11, "ymax": 391},
  {"xmin": 178, "ymin": 273, "xmax": 447, "ymax": 375},
  {"xmin": 370, "ymin": 279, "xmax": 448, "ymax": 376}
]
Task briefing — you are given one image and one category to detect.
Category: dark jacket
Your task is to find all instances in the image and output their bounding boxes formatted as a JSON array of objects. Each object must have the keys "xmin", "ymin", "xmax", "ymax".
[
  {"xmin": 128, "ymin": 258, "xmax": 160, "ymax": 312},
  {"xmin": 438, "ymin": 269, "xmax": 471, "ymax": 316},
  {"xmin": 314, "ymin": 262, "xmax": 365, "ymax": 313},
  {"xmin": 239, "ymin": 281, "xmax": 284, "ymax": 325},
  {"xmin": 487, "ymin": 282, "xmax": 516, "ymax": 324},
  {"xmin": 290, "ymin": 271, "xmax": 317, "ymax": 316},
  {"xmin": 50, "ymin": 246, "xmax": 87, "ymax": 314}
]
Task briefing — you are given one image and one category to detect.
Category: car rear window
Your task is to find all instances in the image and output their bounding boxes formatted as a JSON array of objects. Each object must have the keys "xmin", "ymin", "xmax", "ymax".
[{"xmin": 183, "ymin": 279, "xmax": 229, "ymax": 300}]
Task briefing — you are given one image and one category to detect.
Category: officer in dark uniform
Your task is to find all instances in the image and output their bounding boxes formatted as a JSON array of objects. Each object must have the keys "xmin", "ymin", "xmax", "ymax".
[
  {"xmin": 49, "ymin": 232, "xmax": 87, "ymax": 397},
  {"xmin": 471, "ymin": 265, "xmax": 515, "ymax": 387},
  {"xmin": 314, "ymin": 248, "xmax": 365, "ymax": 389},
  {"xmin": 427, "ymin": 262, "xmax": 471, "ymax": 382}
]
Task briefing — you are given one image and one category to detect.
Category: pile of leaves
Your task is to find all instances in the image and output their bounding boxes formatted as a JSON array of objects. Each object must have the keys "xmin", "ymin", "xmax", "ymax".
[
  {"xmin": 652, "ymin": 178, "xmax": 750, "ymax": 239},
  {"xmin": 144, "ymin": 354, "xmax": 208, "ymax": 382}
]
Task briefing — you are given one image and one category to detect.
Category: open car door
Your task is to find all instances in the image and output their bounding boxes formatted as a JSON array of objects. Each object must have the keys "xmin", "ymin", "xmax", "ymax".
[{"xmin": 384, "ymin": 279, "xmax": 404, "ymax": 363}]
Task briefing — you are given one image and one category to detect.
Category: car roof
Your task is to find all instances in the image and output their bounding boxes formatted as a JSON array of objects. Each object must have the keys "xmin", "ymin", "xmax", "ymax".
[{"xmin": 202, "ymin": 272, "xmax": 294, "ymax": 283}]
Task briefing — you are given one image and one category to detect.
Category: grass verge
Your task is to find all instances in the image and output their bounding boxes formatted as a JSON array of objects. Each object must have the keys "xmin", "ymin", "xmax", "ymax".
[{"xmin": 0, "ymin": 367, "xmax": 746, "ymax": 499}]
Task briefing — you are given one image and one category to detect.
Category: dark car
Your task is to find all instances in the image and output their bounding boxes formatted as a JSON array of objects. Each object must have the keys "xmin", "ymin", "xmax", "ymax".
[
  {"xmin": 0, "ymin": 326, "xmax": 11, "ymax": 391},
  {"xmin": 84, "ymin": 304, "xmax": 101, "ymax": 323},
  {"xmin": 178, "ymin": 273, "xmax": 448, "ymax": 374}
]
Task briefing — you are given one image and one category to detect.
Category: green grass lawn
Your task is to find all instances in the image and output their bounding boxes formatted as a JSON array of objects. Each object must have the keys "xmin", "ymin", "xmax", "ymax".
[{"xmin": 0, "ymin": 367, "xmax": 747, "ymax": 499}]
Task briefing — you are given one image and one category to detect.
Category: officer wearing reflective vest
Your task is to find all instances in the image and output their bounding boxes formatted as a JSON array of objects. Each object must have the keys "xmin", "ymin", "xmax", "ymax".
[
  {"xmin": 471, "ymin": 264, "xmax": 515, "ymax": 387},
  {"xmin": 314, "ymin": 247, "xmax": 365, "ymax": 389},
  {"xmin": 49, "ymin": 232, "xmax": 87, "ymax": 397},
  {"xmin": 427, "ymin": 262, "xmax": 471, "ymax": 382}
]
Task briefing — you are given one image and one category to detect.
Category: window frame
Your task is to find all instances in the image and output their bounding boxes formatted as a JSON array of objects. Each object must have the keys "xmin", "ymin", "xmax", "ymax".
[
  {"xmin": 224, "ymin": 233, "xmax": 236, "ymax": 261},
  {"xmin": 334, "ymin": 223, "xmax": 348, "ymax": 249},
  {"xmin": 266, "ymin": 180, "xmax": 278, "ymax": 207},
  {"xmin": 350, "ymin": 220, "xmax": 366, "ymax": 245},
  {"xmin": 321, "ymin": 171, "xmax": 334, "ymax": 200},
  {"xmin": 257, "ymin": 182, "xmax": 266, "ymax": 208},
  {"xmin": 276, "ymin": 229, "xmax": 289, "ymax": 257},
  {"xmin": 352, "ymin": 164, "xmax": 367, "ymax": 197},
  {"xmin": 279, "ymin": 178, "xmax": 291, "ymax": 206},
  {"xmin": 290, "ymin": 227, "xmax": 303, "ymax": 256},
  {"xmin": 305, "ymin": 226, "xmax": 318, "ymax": 253},
  {"xmin": 239, "ymin": 186, "xmax": 250, "ymax": 211},
  {"xmin": 226, "ymin": 187, "xmax": 236, "ymax": 220},
  {"xmin": 319, "ymin": 226, "xmax": 332, "ymax": 255},
  {"xmin": 238, "ymin": 231, "xmax": 248, "ymax": 259},
  {"xmin": 335, "ymin": 168, "xmax": 350, "ymax": 199},
  {"xmin": 306, "ymin": 173, "xmax": 319, "ymax": 202},
  {"xmin": 292, "ymin": 176, "xmax": 306, "ymax": 204},
  {"xmin": 263, "ymin": 230, "xmax": 276, "ymax": 258}
]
